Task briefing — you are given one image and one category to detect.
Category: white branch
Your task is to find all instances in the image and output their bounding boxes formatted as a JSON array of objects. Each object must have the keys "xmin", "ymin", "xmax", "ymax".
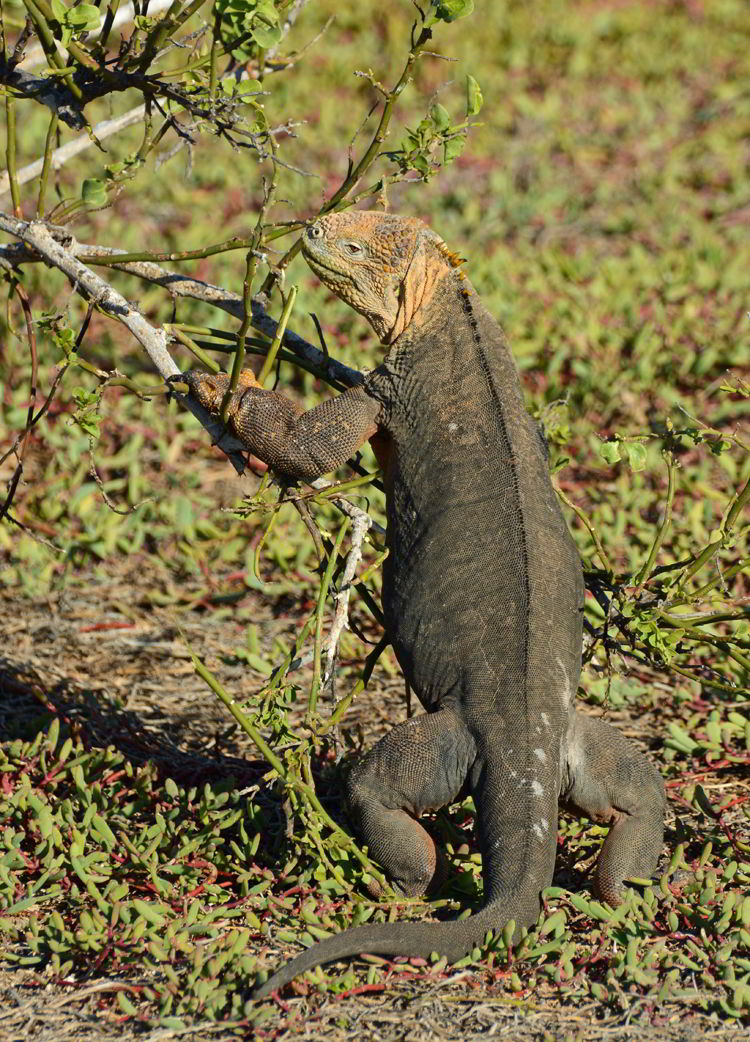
[{"xmin": 323, "ymin": 509, "xmax": 373, "ymax": 692}]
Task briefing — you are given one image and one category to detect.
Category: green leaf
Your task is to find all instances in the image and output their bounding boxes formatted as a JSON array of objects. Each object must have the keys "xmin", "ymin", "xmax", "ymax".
[
  {"xmin": 72, "ymin": 387, "xmax": 98, "ymax": 408},
  {"xmin": 466, "ymin": 74, "xmax": 483, "ymax": 116},
  {"xmin": 600, "ymin": 440, "xmax": 621, "ymax": 464},
  {"xmin": 430, "ymin": 103, "xmax": 451, "ymax": 131},
  {"xmin": 81, "ymin": 179, "xmax": 108, "ymax": 207},
  {"xmin": 50, "ymin": 0, "xmax": 67, "ymax": 24},
  {"xmin": 625, "ymin": 442, "xmax": 647, "ymax": 471},
  {"xmin": 444, "ymin": 134, "xmax": 467, "ymax": 164},
  {"xmin": 432, "ymin": 0, "xmax": 475, "ymax": 23},
  {"xmin": 251, "ymin": 22, "xmax": 282, "ymax": 48},
  {"xmin": 67, "ymin": 4, "xmax": 99, "ymax": 29}
]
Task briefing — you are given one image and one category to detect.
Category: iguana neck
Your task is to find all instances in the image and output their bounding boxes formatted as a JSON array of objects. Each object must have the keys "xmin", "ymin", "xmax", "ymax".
[{"xmin": 386, "ymin": 265, "xmax": 482, "ymax": 354}]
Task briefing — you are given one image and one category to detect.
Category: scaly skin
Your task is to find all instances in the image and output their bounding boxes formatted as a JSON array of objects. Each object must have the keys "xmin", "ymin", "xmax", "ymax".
[{"xmin": 173, "ymin": 211, "xmax": 666, "ymax": 999}]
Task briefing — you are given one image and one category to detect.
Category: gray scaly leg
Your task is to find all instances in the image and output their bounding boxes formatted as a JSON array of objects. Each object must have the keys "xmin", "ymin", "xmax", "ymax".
[{"xmin": 562, "ymin": 711, "xmax": 665, "ymax": 905}]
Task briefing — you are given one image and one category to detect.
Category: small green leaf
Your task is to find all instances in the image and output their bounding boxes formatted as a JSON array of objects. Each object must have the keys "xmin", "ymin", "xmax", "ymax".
[
  {"xmin": 50, "ymin": 0, "xmax": 67, "ymax": 24},
  {"xmin": 466, "ymin": 74, "xmax": 483, "ymax": 116},
  {"xmin": 625, "ymin": 442, "xmax": 647, "ymax": 471},
  {"xmin": 600, "ymin": 440, "xmax": 621, "ymax": 464},
  {"xmin": 444, "ymin": 134, "xmax": 467, "ymax": 164},
  {"xmin": 432, "ymin": 0, "xmax": 475, "ymax": 23},
  {"xmin": 67, "ymin": 4, "xmax": 99, "ymax": 29},
  {"xmin": 81, "ymin": 179, "xmax": 108, "ymax": 207},
  {"xmin": 430, "ymin": 103, "xmax": 451, "ymax": 131},
  {"xmin": 251, "ymin": 22, "xmax": 282, "ymax": 48}
]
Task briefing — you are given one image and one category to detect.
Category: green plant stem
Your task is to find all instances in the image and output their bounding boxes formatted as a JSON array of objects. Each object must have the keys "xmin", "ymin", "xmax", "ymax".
[
  {"xmin": 221, "ymin": 107, "xmax": 279, "ymax": 416},
  {"xmin": 308, "ymin": 518, "xmax": 350, "ymax": 721},
  {"xmin": 257, "ymin": 285, "xmax": 297, "ymax": 387},
  {"xmin": 669, "ymin": 662, "xmax": 748, "ymax": 695},
  {"xmin": 21, "ymin": 0, "xmax": 66, "ymax": 69},
  {"xmin": 555, "ymin": 486, "xmax": 614, "ymax": 574},
  {"xmin": 221, "ymin": 252, "xmax": 258, "ymax": 422},
  {"xmin": 165, "ymin": 326, "xmax": 221, "ymax": 372},
  {"xmin": 259, "ymin": 617, "xmax": 316, "ymax": 696},
  {"xmin": 191, "ymin": 654, "xmax": 289, "ymax": 780},
  {"xmin": 686, "ymin": 555, "xmax": 750, "ymax": 604},
  {"xmin": 191, "ymin": 649, "xmax": 388, "ymax": 890},
  {"xmin": 656, "ymin": 612, "xmax": 750, "ymax": 672},
  {"xmin": 4, "ymin": 93, "xmax": 21, "ymax": 217},
  {"xmin": 135, "ymin": 0, "xmax": 208, "ymax": 72},
  {"xmin": 253, "ymin": 500, "xmax": 282, "ymax": 584},
  {"xmin": 35, "ymin": 112, "xmax": 59, "ymax": 218},
  {"xmin": 97, "ymin": 0, "xmax": 121, "ymax": 51},
  {"xmin": 722, "ymin": 472, "xmax": 750, "ymax": 535},
  {"xmin": 319, "ymin": 633, "xmax": 390, "ymax": 734},
  {"xmin": 169, "ymin": 323, "xmax": 269, "ymax": 343},
  {"xmin": 309, "ymin": 472, "xmax": 382, "ymax": 502},
  {"xmin": 86, "ymin": 237, "xmax": 255, "ymax": 265},
  {"xmin": 186, "ymin": 337, "xmax": 348, "ymax": 391},
  {"xmin": 31, "ymin": 0, "xmax": 99, "ymax": 70},
  {"xmin": 661, "ymin": 610, "xmax": 750, "ymax": 626},
  {"xmin": 209, "ymin": 8, "xmax": 221, "ymax": 102},
  {"xmin": 634, "ymin": 451, "xmax": 677, "ymax": 591}
]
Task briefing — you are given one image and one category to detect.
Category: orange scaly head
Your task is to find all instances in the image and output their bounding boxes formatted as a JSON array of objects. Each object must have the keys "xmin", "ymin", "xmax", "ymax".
[{"xmin": 301, "ymin": 211, "xmax": 460, "ymax": 344}]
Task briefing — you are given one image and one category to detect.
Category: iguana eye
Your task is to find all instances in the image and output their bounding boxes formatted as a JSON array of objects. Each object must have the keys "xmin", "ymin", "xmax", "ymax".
[{"xmin": 342, "ymin": 241, "xmax": 363, "ymax": 255}]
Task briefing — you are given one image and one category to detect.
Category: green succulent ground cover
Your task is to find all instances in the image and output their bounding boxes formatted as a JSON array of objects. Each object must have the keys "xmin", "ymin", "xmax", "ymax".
[{"xmin": 1, "ymin": 0, "xmax": 749, "ymax": 1037}]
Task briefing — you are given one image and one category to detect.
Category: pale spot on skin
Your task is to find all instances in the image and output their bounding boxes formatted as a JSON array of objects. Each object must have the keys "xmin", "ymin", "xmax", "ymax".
[
  {"xmin": 533, "ymin": 748, "xmax": 547, "ymax": 763},
  {"xmin": 541, "ymin": 712, "xmax": 550, "ymax": 727},
  {"xmin": 447, "ymin": 422, "xmax": 458, "ymax": 433},
  {"xmin": 532, "ymin": 823, "xmax": 544, "ymax": 840},
  {"xmin": 540, "ymin": 818, "xmax": 549, "ymax": 832},
  {"xmin": 531, "ymin": 780, "xmax": 544, "ymax": 797}
]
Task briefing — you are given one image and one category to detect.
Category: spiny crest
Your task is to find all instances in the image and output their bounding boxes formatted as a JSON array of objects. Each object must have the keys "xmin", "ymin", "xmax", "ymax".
[{"xmin": 435, "ymin": 240, "xmax": 467, "ymax": 269}]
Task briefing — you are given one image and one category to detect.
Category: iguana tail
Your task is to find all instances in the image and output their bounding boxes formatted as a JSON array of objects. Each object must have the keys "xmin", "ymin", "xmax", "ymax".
[{"xmin": 252, "ymin": 901, "xmax": 534, "ymax": 999}]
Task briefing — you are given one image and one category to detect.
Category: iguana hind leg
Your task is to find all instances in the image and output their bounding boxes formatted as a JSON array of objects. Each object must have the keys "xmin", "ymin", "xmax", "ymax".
[
  {"xmin": 562, "ymin": 711, "xmax": 666, "ymax": 906},
  {"xmin": 346, "ymin": 708, "xmax": 476, "ymax": 897}
]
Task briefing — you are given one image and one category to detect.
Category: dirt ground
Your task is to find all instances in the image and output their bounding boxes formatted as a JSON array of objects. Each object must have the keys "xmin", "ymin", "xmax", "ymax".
[{"xmin": 1, "ymin": 573, "xmax": 748, "ymax": 1042}]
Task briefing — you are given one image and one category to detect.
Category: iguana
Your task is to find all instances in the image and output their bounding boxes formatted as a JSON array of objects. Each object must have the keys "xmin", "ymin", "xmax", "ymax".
[{"xmin": 173, "ymin": 211, "xmax": 666, "ymax": 998}]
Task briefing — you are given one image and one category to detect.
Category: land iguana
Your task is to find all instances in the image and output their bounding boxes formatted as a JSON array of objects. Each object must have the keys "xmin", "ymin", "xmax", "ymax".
[{"xmin": 171, "ymin": 211, "xmax": 666, "ymax": 998}]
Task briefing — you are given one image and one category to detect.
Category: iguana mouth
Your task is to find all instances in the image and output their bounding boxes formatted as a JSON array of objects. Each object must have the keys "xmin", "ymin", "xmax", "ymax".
[{"xmin": 303, "ymin": 251, "xmax": 356, "ymax": 286}]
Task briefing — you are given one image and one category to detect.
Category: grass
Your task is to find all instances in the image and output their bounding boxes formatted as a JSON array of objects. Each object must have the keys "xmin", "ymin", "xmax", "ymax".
[{"xmin": 1, "ymin": 0, "xmax": 749, "ymax": 1036}]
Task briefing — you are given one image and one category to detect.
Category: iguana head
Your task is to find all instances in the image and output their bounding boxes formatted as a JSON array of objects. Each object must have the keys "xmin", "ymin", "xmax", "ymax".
[{"xmin": 301, "ymin": 211, "xmax": 457, "ymax": 344}]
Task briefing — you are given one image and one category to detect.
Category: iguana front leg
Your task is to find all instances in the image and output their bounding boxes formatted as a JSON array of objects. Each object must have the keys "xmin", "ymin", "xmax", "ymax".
[{"xmin": 174, "ymin": 370, "xmax": 383, "ymax": 481}]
